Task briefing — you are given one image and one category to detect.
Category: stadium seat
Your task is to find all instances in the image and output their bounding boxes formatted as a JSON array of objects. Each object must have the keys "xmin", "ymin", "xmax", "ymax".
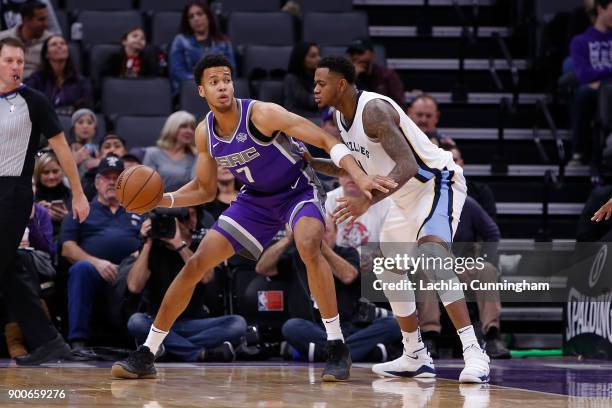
[
  {"xmin": 228, "ymin": 12, "xmax": 294, "ymax": 48},
  {"xmin": 303, "ymin": 12, "xmax": 369, "ymax": 46},
  {"xmin": 56, "ymin": 10, "xmax": 69, "ymax": 37},
  {"xmin": 320, "ymin": 44, "xmax": 387, "ymax": 66},
  {"xmin": 257, "ymin": 80, "xmax": 284, "ymax": 105},
  {"xmin": 242, "ymin": 45, "xmax": 291, "ymax": 79},
  {"xmin": 180, "ymin": 80, "xmax": 211, "ymax": 120},
  {"xmin": 66, "ymin": 0, "xmax": 132, "ymax": 11},
  {"xmin": 234, "ymin": 78, "xmax": 251, "ymax": 99},
  {"xmin": 78, "ymin": 11, "xmax": 142, "ymax": 47},
  {"xmin": 88, "ymin": 44, "xmax": 121, "ymax": 85},
  {"xmin": 115, "ymin": 116, "xmax": 168, "ymax": 148},
  {"xmin": 102, "ymin": 78, "xmax": 172, "ymax": 117},
  {"xmin": 68, "ymin": 42, "xmax": 82, "ymax": 71},
  {"xmin": 295, "ymin": 0, "xmax": 352, "ymax": 12},
  {"xmin": 140, "ymin": 0, "xmax": 192, "ymax": 12},
  {"xmin": 220, "ymin": 0, "xmax": 280, "ymax": 14},
  {"xmin": 151, "ymin": 11, "xmax": 181, "ymax": 49}
]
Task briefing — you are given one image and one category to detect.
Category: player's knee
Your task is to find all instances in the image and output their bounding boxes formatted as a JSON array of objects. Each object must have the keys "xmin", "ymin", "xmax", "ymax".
[
  {"xmin": 183, "ymin": 255, "xmax": 206, "ymax": 283},
  {"xmin": 294, "ymin": 235, "xmax": 321, "ymax": 264}
]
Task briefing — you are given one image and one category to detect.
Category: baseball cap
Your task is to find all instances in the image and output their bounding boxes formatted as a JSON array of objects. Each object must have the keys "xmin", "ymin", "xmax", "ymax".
[
  {"xmin": 101, "ymin": 133, "xmax": 127, "ymax": 147},
  {"xmin": 97, "ymin": 155, "xmax": 124, "ymax": 175},
  {"xmin": 346, "ymin": 38, "xmax": 374, "ymax": 55}
]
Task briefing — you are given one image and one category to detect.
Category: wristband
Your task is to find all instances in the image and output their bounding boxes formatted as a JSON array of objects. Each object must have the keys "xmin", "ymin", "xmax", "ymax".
[
  {"xmin": 165, "ymin": 192, "xmax": 175, "ymax": 208},
  {"xmin": 330, "ymin": 143, "xmax": 352, "ymax": 167}
]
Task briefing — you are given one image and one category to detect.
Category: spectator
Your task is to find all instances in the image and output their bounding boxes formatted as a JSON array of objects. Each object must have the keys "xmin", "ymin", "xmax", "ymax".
[
  {"xmin": 416, "ymin": 196, "xmax": 510, "ymax": 359},
  {"xmin": 578, "ymin": 185, "xmax": 612, "ymax": 241},
  {"xmin": 407, "ymin": 94, "xmax": 455, "ymax": 147},
  {"xmin": 143, "ymin": 111, "xmax": 197, "ymax": 192},
  {"xmin": 60, "ymin": 156, "xmax": 142, "ymax": 349},
  {"xmin": 81, "ymin": 135, "xmax": 128, "ymax": 201},
  {"xmin": 122, "ymin": 153, "xmax": 142, "ymax": 170},
  {"xmin": 444, "ymin": 145, "xmax": 497, "ymax": 222},
  {"xmin": 101, "ymin": 27, "xmax": 160, "ymax": 79},
  {"xmin": 67, "ymin": 108, "xmax": 98, "ymax": 174},
  {"xmin": 33, "ymin": 150, "xmax": 71, "ymax": 237},
  {"xmin": 259, "ymin": 218, "xmax": 400, "ymax": 363},
  {"xmin": 0, "ymin": 0, "xmax": 50, "ymax": 77},
  {"xmin": 25, "ymin": 35, "xmax": 92, "ymax": 115},
  {"xmin": 569, "ymin": 0, "xmax": 612, "ymax": 165},
  {"xmin": 0, "ymin": 0, "xmax": 62, "ymax": 35},
  {"xmin": 125, "ymin": 207, "xmax": 247, "ymax": 362},
  {"xmin": 283, "ymin": 42, "xmax": 320, "ymax": 117},
  {"xmin": 346, "ymin": 38, "xmax": 405, "ymax": 108},
  {"xmin": 203, "ymin": 166, "xmax": 239, "ymax": 220},
  {"xmin": 169, "ymin": 1, "xmax": 236, "ymax": 95}
]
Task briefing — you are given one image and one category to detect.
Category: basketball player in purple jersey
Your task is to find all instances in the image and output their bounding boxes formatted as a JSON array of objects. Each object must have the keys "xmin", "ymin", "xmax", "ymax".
[{"xmin": 111, "ymin": 55, "xmax": 396, "ymax": 381}]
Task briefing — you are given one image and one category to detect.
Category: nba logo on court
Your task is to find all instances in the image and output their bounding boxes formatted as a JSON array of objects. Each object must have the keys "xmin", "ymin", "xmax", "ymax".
[
  {"xmin": 257, "ymin": 291, "xmax": 284, "ymax": 312},
  {"xmin": 237, "ymin": 132, "xmax": 248, "ymax": 142}
]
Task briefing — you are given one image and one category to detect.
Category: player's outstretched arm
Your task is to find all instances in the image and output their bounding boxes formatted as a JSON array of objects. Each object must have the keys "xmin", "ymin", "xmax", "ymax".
[
  {"xmin": 252, "ymin": 102, "xmax": 395, "ymax": 198},
  {"xmin": 158, "ymin": 121, "xmax": 218, "ymax": 208},
  {"xmin": 362, "ymin": 99, "xmax": 419, "ymax": 205},
  {"xmin": 592, "ymin": 196, "xmax": 612, "ymax": 222}
]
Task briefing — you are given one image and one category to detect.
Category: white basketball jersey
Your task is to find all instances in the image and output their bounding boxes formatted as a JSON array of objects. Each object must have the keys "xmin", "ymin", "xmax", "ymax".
[{"xmin": 335, "ymin": 90, "xmax": 462, "ymax": 197}]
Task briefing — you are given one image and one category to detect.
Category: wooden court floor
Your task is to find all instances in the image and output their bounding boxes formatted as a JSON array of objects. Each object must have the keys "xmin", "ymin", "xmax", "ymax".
[{"xmin": 0, "ymin": 360, "xmax": 600, "ymax": 407}]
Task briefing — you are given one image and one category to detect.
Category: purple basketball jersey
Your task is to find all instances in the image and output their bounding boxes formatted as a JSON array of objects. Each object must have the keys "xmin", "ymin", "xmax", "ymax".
[{"xmin": 206, "ymin": 98, "xmax": 308, "ymax": 194}]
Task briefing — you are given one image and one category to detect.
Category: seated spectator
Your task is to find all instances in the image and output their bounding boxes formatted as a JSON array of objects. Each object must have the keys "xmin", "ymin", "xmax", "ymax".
[
  {"xmin": 25, "ymin": 35, "xmax": 92, "ymax": 115},
  {"xmin": 0, "ymin": 0, "xmax": 50, "ymax": 77},
  {"xmin": 143, "ymin": 111, "xmax": 197, "ymax": 192},
  {"xmin": 569, "ymin": 0, "xmax": 612, "ymax": 165},
  {"xmin": 60, "ymin": 156, "xmax": 142, "ymax": 349},
  {"xmin": 416, "ymin": 196, "xmax": 510, "ymax": 359},
  {"xmin": 81, "ymin": 135, "xmax": 128, "ymax": 201},
  {"xmin": 122, "ymin": 153, "xmax": 142, "ymax": 169},
  {"xmin": 203, "ymin": 166, "xmax": 239, "ymax": 220},
  {"xmin": 125, "ymin": 207, "xmax": 246, "ymax": 362},
  {"xmin": 346, "ymin": 38, "xmax": 405, "ymax": 108},
  {"xmin": 578, "ymin": 184, "xmax": 612, "ymax": 241},
  {"xmin": 67, "ymin": 108, "xmax": 98, "ymax": 174},
  {"xmin": 407, "ymin": 94, "xmax": 455, "ymax": 147},
  {"xmin": 3, "ymin": 180, "xmax": 70, "ymax": 365},
  {"xmin": 1, "ymin": 0, "xmax": 62, "ymax": 35},
  {"xmin": 444, "ymin": 145, "xmax": 497, "ymax": 222},
  {"xmin": 258, "ymin": 218, "xmax": 400, "ymax": 363},
  {"xmin": 33, "ymin": 150, "xmax": 71, "ymax": 238},
  {"xmin": 101, "ymin": 27, "xmax": 160, "ymax": 79},
  {"xmin": 283, "ymin": 42, "xmax": 320, "ymax": 117},
  {"xmin": 170, "ymin": 1, "xmax": 236, "ymax": 95}
]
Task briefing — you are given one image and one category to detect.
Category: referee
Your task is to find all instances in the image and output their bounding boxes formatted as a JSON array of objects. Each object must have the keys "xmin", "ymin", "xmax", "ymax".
[{"xmin": 0, "ymin": 37, "xmax": 89, "ymax": 364}]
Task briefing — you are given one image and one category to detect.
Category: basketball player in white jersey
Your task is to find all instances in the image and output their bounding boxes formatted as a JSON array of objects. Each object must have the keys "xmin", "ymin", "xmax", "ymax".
[{"xmin": 309, "ymin": 56, "xmax": 490, "ymax": 383}]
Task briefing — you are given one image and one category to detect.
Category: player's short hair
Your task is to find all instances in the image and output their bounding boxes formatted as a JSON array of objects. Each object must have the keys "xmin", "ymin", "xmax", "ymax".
[
  {"xmin": 20, "ymin": 0, "xmax": 46, "ymax": 19},
  {"xmin": 318, "ymin": 56, "xmax": 356, "ymax": 85},
  {"xmin": 193, "ymin": 54, "xmax": 233, "ymax": 86},
  {"xmin": 0, "ymin": 37, "xmax": 25, "ymax": 53}
]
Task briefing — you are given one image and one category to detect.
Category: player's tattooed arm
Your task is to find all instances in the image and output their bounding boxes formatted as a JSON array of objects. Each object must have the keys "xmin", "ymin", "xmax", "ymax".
[
  {"xmin": 362, "ymin": 99, "xmax": 419, "ymax": 205},
  {"xmin": 305, "ymin": 154, "xmax": 348, "ymax": 177}
]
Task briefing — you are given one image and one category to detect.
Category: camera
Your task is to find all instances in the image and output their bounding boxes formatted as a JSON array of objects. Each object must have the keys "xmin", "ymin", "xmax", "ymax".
[{"xmin": 149, "ymin": 208, "xmax": 189, "ymax": 239}]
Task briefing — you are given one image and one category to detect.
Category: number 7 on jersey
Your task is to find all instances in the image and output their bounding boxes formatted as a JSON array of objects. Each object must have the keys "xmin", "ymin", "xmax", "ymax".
[{"xmin": 236, "ymin": 166, "xmax": 255, "ymax": 183}]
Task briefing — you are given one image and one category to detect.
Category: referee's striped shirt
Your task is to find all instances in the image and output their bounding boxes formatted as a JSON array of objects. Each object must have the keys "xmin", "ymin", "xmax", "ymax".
[{"xmin": 0, "ymin": 84, "xmax": 62, "ymax": 178}]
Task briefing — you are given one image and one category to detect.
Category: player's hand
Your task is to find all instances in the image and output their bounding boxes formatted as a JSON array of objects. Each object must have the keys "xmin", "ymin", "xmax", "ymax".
[
  {"xmin": 354, "ymin": 174, "xmax": 398, "ymax": 199},
  {"xmin": 93, "ymin": 259, "xmax": 118, "ymax": 283},
  {"xmin": 333, "ymin": 195, "xmax": 371, "ymax": 224},
  {"xmin": 592, "ymin": 198, "xmax": 612, "ymax": 222},
  {"xmin": 72, "ymin": 192, "xmax": 90, "ymax": 223}
]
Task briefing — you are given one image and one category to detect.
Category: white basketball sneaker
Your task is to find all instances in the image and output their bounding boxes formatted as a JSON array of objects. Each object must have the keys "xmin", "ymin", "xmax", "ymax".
[
  {"xmin": 372, "ymin": 347, "xmax": 436, "ymax": 378},
  {"xmin": 459, "ymin": 344, "xmax": 490, "ymax": 383}
]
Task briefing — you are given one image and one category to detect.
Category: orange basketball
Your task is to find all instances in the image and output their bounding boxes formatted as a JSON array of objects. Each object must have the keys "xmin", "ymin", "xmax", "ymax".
[{"xmin": 115, "ymin": 165, "xmax": 164, "ymax": 214}]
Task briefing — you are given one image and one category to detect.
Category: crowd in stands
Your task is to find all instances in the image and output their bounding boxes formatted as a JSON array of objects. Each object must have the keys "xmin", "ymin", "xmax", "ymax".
[{"xmin": 3, "ymin": 0, "xmax": 611, "ymax": 365}]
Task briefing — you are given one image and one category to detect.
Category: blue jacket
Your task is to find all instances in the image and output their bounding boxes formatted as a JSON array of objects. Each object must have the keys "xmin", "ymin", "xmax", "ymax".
[{"xmin": 170, "ymin": 33, "xmax": 236, "ymax": 95}]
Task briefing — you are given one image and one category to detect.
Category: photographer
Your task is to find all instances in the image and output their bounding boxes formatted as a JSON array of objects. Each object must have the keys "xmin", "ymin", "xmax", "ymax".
[
  {"xmin": 260, "ymin": 216, "xmax": 400, "ymax": 363},
  {"xmin": 125, "ymin": 206, "xmax": 247, "ymax": 362}
]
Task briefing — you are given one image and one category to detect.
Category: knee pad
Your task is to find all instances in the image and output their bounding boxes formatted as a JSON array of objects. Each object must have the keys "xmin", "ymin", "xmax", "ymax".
[
  {"xmin": 417, "ymin": 241, "xmax": 464, "ymax": 306},
  {"xmin": 378, "ymin": 269, "xmax": 416, "ymax": 317}
]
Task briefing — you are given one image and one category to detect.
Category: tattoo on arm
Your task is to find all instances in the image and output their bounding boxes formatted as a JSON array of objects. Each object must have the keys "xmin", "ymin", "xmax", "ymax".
[
  {"xmin": 362, "ymin": 99, "xmax": 419, "ymax": 204},
  {"xmin": 309, "ymin": 158, "xmax": 348, "ymax": 177}
]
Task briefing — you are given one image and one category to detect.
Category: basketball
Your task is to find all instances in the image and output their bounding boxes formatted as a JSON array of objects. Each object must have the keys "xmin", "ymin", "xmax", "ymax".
[{"xmin": 115, "ymin": 165, "xmax": 164, "ymax": 214}]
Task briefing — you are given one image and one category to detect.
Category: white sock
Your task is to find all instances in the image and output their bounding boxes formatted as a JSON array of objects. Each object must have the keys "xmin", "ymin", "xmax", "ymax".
[
  {"xmin": 402, "ymin": 327, "xmax": 425, "ymax": 356},
  {"xmin": 143, "ymin": 325, "xmax": 168, "ymax": 355},
  {"xmin": 322, "ymin": 315, "xmax": 344, "ymax": 342},
  {"xmin": 457, "ymin": 325, "xmax": 479, "ymax": 351}
]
